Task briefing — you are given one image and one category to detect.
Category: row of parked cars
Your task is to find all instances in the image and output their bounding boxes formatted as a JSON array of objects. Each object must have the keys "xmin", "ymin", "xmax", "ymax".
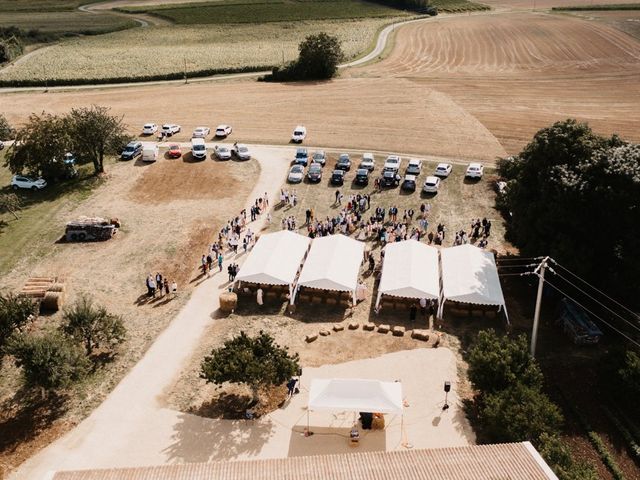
[
  {"xmin": 288, "ymin": 149, "xmax": 484, "ymax": 193},
  {"xmin": 141, "ymin": 123, "xmax": 233, "ymax": 139},
  {"xmin": 120, "ymin": 139, "xmax": 250, "ymax": 162}
]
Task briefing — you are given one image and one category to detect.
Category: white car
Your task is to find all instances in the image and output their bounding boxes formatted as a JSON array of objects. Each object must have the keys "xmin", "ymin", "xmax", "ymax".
[
  {"xmin": 434, "ymin": 163, "xmax": 453, "ymax": 177},
  {"xmin": 214, "ymin": 145, "xmax": 232, "ymax": 160},
  {"xmin": 192, "ymin": 126, "xmax": 210, "ymax": 138},
  {"xmin": 384, "ymin": 155, "xmax": 401, "ymax": 172},
  {"xmin": 422, "ymin": 176, "xmax": 441, "ymax": 193},
  {"xmin": 288, "ymin": 164, "xmax": 304, "ymax": 183},
  {"xmin": 11, "ymin": 175, "xmax": 47, "ymax": 191},
  {"xmin": 359, "ymin": 153, "xmax": 375, "ymax": 171},
  {"xmin": 161, "ymin": 124, "xmax": 181, "ymax": 136},
  {"xmin": 215, "ymin": 125, "xmax": 232, "ymax": 137},
  {"xmin": 233, "ymin": 143, "xmax": 251, "ymax": 161},
  {"xmin": 406, "ymin": 158, "xmax": 422, "ymax": 175},
  {"xmin": 465, "ymin": 163, "xmax": 484, "ymax": 179},
  {"xmin": 291, "ymin": 125, "xmax": 307, "ymax": 143},
  {"xmin": 142, "ymin": 123, "xmax": 158, "ymax": 135}
]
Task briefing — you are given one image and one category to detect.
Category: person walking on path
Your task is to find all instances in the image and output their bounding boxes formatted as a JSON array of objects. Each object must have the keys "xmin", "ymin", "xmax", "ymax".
[
  {"xmin": 218, "ymin": 252, "xmax": 224, "ymax": 272},
  {"xmin": 257, "ymin": 288, "xmax": 264, "ymax": 306}
]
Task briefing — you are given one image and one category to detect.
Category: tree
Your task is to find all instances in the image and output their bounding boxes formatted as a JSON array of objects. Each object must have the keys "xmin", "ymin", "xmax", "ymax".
[
  {"xmin": 480, "ymin": 383, "xmax": 563, "ymax": 443},
  {"xmin": 497, "ymin": 119, "xmax": 640, "ymax": 304},
  {"xmin": 0, "ymin": 34, "xmax": 23, "ymax": 64},
  {"xmin": 62, "ymin": 294, "xmax": 126, "ymax": 356},
  {"xmin": 467, "ymin": 329, "xmax": 543, "ymax": 394},
  {"xmin": 5, "ymin": 112, "xmax": 71, "ymax": 180},
  {"xmin": 296, "ymin": 33, "xmax": 344, "ymax": 80},
  {"xmin": 6, "ymin": 331, "xmax": 90, "ymax": 397},
  {"xmin": 0, "ymin": 193, "xmax": 22, "ymax": 219},
  {"xmin": 200, "ymin": 331, "xmax": 299, "ymax": 404},
  {"xmin": 0, "ymin": 292, "xmax": 37, "ymax": 361},
  {"xmin": 67, "ymin": 105, "xmax": 131, "ymax": 174},
  {"xmin": 0, "ymin": 113, "xmax": 13, "ymax": 140}
]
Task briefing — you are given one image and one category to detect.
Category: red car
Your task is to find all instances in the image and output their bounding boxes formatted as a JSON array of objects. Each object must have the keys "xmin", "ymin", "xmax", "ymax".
[{"xmin": 167, "ymin": 144, "xmax": 182, "ymax": 158}]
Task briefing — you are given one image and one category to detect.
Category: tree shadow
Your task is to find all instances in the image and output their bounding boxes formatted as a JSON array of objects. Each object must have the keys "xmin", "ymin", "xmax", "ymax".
[
  {"xmin": 0, "ymin": 172, "xmax": 102, "ymax": 207},
  {"xmin": 162, "ymin": 412, "xmax": 274, "ymax": 463}
]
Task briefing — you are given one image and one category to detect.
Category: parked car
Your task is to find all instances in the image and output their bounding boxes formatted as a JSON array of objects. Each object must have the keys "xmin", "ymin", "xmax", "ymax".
[
  {"xmin": 384, "ymin": 155, "xmax": 401, "ymax": 172},
  {"xmin": 233, "ymin": 143, "xmax": 251, "ymax": 161},
  {"xmin": 359, "ymin": 153, "xmax": 375, "ymax": 171},
  {"xmin": 191, "ymin": 138, "xmax": 207, "ymax": 160},
  {"xmin": 161, "ymin": 124, "xmax": 181, "ymax": 136},
  {"xmin": 354, "ymin": 168, "xmax": 370, "ymax": 186},
  {"xmin": 142, "ymin": 144, "xmax": 159, "ymax": 162},
  {"xmin": 288, "ymin": 164, "xmax": 305, "ymax": 183},
  {"xmin": 401, "ymin": 174, "xmax": 417, "ymax": 192},
  {"xmin": 336, "ymin": 153, "xmax": 351, "ymax": 171},
  {"xmin": 142, "ymin": 123, "xmax": 158, "ymax": 135},
  {"xmin": 406, "ymin": 158, "xmax": 422, "ymax": 175},
  {"xmin": 307, "ymin": 163, "xmax": 323, "ymax": 183},
  {"xmin": 214, "ymin": 145, "xmax": 232, "ymax": 160},
  {"xmin": 63, "ymin": 152, "xmax": 76, "ymax": 165},
  {"xmin": 434, "ymin": 163, "xmax": 453, "ymax": 177},
  {"xmin": 215, "ymin": 124, "xmax": 232, "ymax": 137},
  {"xmin": 496, "ymin": 180, "xmax": 508, "ymax": 195},
  {"xmin": 291, "ymin": 125, "xmax": 307, "ymax": 143},
  {"xmin": 167, "ymin": 144, "xmax": 182, "ymax": 158},
  {"xmin": 294, "ymin": 147, "xmax": 309, "ymax": 166},
  {"xmin": 380, "ymin": 169, "xmax": 400, "ymax": 188},
  {"xmin": 192, "ymin": 126, "xmax": 210, "ymax": 138},
  {"xmin": 465, "ymin": 163, "xmax": 484, "ymax": 179},
  {"xmin": 330, "ymin": 169, "xmax": 345, "ymax": 186},
  {"xmin": 120, "ymin": 141, "xmax": 143, "ymax": 161},
  {"xmin": 423, "ymin": 175, "xmax": 441, "ymax": 193},
  {"xmin": 312, "ymin": 150, "xmax": 326, "ymax": 166},
  {"xmin": 11, "ymin": 175, "xmax": 46, "ymax": 191}
]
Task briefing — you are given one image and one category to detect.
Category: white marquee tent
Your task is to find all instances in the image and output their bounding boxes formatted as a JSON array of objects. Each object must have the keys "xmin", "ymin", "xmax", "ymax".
[
  {"xmin": 438, "ymin": 244, "xmax": 508, "ymax": 320},
  {"xmin": 375, "ymin": 240, "xmax": 440, "ymax": 308},
  {"xmin": 293, "ymin": 234, "xmax": 365, "ymax": 305},
  {"xmin": 308, "ymin": 378, "xmax": 403, "ymax": 414},
  {"xmin": 234, "ymin": 230, "xmax": 311, "ymax": 302}
]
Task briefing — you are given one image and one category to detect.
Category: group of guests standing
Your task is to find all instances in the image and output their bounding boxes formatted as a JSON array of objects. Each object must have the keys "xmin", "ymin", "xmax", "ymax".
[{"xmin": 145, "ymin": 272, "xmax": 177, "ymax": 298}]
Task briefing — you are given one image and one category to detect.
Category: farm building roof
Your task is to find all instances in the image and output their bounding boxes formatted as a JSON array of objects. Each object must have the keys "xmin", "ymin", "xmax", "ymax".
[{"xmin": 52, "ymin": 442, "xmax": 557, "ymax": 480}]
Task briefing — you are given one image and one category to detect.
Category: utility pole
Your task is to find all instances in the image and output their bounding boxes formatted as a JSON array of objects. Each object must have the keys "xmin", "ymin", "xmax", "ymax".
[{"xmin": 530, "ymin": 257, "xmax": 549, "ymax": 357}]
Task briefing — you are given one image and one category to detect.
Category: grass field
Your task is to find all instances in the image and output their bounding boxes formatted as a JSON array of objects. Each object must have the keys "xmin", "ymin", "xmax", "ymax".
[
  {"xmin": 0, "ymin": 18, "xmax": 399, "ymax": 82},
  {"xmin": 0, "ymin": 12, "xmax": 136, "ymax": 36},
  {"xmin": 0, "ymin": 0, "xmax": 102, "ymax": 12},
  {"xmin": 119, "ymin": 0, "xmax": 410, "ymax": 24}
]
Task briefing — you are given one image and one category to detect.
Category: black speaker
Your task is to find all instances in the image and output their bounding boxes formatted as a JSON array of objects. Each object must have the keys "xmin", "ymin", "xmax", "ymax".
[{"xmin": 444, "ymin": 381, "xmax": 451, "ymax": 393}]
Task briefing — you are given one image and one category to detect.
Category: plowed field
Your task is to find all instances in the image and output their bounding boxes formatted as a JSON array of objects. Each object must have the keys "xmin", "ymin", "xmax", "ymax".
[{"xmin": 354, "ymin": 12, "xmax": 640, "ymax": 153}]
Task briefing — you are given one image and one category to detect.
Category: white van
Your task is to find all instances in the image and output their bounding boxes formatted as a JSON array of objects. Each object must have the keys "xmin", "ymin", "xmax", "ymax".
[
  {"xmin": 191, "ymin": 138, "xmax": 207, "ymax": 160},
  {"xmin": 142, "ymin": 144, "xmax": 159, "ymax": 162}
]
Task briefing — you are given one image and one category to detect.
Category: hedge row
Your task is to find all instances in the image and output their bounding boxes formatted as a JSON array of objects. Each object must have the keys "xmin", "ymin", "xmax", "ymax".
[
  {"xmin": 552, "ymin": 4, "xmax": 640, "ymax": 11},
  {"xmin": 0, "ymin": 65, "xmax": 270, "ymax": 88}
]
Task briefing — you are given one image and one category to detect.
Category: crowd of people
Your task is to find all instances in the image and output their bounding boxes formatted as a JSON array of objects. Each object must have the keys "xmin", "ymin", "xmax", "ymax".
[{"xmin": 145, "ymin": 272, "xmax": 177, "ymax": 298}]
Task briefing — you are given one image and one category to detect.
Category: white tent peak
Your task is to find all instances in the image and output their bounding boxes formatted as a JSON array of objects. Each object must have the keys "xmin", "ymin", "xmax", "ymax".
[{"xmin": 308, "ymin": 378, "xmax": 403, "ymax": 414}]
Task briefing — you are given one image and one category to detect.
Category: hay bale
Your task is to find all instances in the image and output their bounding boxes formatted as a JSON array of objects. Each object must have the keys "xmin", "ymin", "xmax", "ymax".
[
  {"xmin": 377, "ymin": 324, "xmax": 390, "ymax": 334},
  {"xmin": 411, "ymin": 329, "xmax": 430, "ymax": 341},
  {"xmin": 319, "ymin": 329, "xmax": 330, "ymax": 336},
  {"xmin": 219, "ymin": 291, "xmax": 238, "ymax": 313},
  {"xmin": 48, "ymin": 283, "xmax": 66, "ymax": 293},
  {"xmin": 363, "ymin": 323, "xmax": 376, "ymax": 331},
  {"xmin": 41, "ymin": 292, "xmax": 64, "ymax": 311},
  {"xmin": 333, "ymin": 323, "xmax": 344, "ymax": 332},
  {"xmin": 348, "ymin": 322, "xmax": 359, "ymax": 330},
  {"xmin": 305, "ymin": 333, "xmax": 318, "ymax": 343},
  {"xmin": 392, "ymin": 326, "xmax": 406, "ymax": 336}
]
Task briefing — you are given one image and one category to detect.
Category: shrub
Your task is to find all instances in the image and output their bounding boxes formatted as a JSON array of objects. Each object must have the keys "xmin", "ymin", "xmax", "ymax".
[
  {"xmin": 0, "ymin": 113, "xmax": 14, "ymax": 140},
  {"xmin": 537, "ymin": 433, "xmax": 599, "ymax": 480},
  {"xmin": 0, "ymin": 292, "xmax": 37, "ymax": 362}
]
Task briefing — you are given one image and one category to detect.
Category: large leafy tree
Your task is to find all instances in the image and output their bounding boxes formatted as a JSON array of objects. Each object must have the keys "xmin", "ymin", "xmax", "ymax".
[
  {"xmin": 6, "ymin": 331, "xmax": 90, "ymax": 397},
  {"xmin": 296, "ymin": 32, "xmax": 344, "ymax": 80},
  {"xmin": 0, "ymin": 292, "xmax": 37, "ymax": 361},
  {"xmin": 498, "ymin": 119, "xmax": 640, "ymax": 304},
  {"xmin": 201, "ymin": 331, "xmax": 299, "ymax": 404},
  {"xmin": 5, "ymin": 112, "xmax": 71, "ymax": 180},
  {"xmin": 67, "ymin": 105, "xmax": 131, "ymax": 174},
  {"xmin": 62, "ymin": 294, "xmax": 126, "ymax": 356},
  {"xmin": 467, "ymin": 329, "xmax": 543, "ymax": 394}
]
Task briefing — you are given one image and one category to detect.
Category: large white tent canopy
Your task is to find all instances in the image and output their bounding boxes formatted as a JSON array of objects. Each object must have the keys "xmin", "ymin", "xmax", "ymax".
[
  {"xmin": 308, "ymin": 378, "xmax": 403, "ymax": 414},
  {"xmin": 294, "ymin": 234, "xmax": 364, "ymax": 305},
  {"xmin": 234, "ymin": 231, "xmax": 310, "ymax": 297},
  {"xmin": 376, "ymin": 240, "xmax": 440, "ymax": 308},
  {"xmin": 438, "ymin": 244, "xmax": 507, "ymax": 320}
]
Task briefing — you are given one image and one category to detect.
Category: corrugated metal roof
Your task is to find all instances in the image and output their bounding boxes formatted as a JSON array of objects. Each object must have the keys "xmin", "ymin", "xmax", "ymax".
[{"xmin": 53, "ymin": 442, "xmax": 557, "ymax": 480}]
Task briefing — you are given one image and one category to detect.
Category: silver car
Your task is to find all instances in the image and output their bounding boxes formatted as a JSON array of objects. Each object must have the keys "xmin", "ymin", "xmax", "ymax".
[
  {"xmin": 214, "ymin": 145, "xmax": 232, "ymax": 160},
  {"xmin": 288, "ymin": 165, "xmax": 304, "ymax": 183}
]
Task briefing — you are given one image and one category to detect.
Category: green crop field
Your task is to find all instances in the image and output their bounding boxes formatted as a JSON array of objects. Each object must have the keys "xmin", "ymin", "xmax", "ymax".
[
  {"xmin": 0, "ymin": 12, "xmax": 136, "ymax": 36},
  {"xmin": 117, "ymin": 0, "xmax": 411, "ymax": 24},
  {"xmin": 0, "ymin": 0, "xmax": 103, "ymax": 12}
]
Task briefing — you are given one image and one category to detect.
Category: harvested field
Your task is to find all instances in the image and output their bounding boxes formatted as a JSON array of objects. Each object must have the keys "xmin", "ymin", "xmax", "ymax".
[
  {"xmin": 353, "ymin": 12, "xmax": 640, "ymax": 153},
  {"xmin": 0, "ymin": 78, "xmax": 506, "ymax": 161},
  {"xmin": 559, "ymin": 9, "xmax": 640, "ymax": 39}
]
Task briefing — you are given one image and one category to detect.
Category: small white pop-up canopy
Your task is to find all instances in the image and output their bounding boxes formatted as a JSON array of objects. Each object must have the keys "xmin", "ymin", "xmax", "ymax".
[
  {"xmin": 438, "ymin": 244, "xmax": 508, "ymax": 320},
  {"xmin": 375, "ymin": 240, "xmax": 440, "ymax": 308},
  {"xmin": 308, "ymin": 378, "xmax": 403, "ymax": 414},
  {"xmin": 294, "ymin": 234, "xmax": 364, "ymax": 305},
  {"xmin": 234, "ymin": 230, "xmax": 310, "ymax": 302}
]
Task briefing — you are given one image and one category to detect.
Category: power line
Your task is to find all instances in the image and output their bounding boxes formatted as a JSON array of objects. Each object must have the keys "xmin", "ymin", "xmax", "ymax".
[
  {"xmin": 499, "ymin": 272, "xmax": 534, "ymax": 277},
  {"xmin": 549, "ymin": 259, "xmax": 639, "ymax": 319},
  {"xmin": 536, "ymin": 275, "xmax": 640, "ymax": 349},
  {"xmin": 497, "ymin": 256, "xmax": 544, "ymax": 262},
  {"xmin": 549, "ymin": 269, "xmax": 640, "ymax": 335},
  {"xmin": 497, "ymin": 263, "xmax": 538, "ymax": 269}
]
